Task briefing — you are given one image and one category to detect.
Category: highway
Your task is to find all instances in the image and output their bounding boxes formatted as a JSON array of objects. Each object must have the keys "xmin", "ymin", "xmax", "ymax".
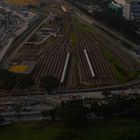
[
  {"xmin": 0, "ymin": 86, "xmax": 139, "ymax": 122},
  {"xmin": 0, "ymin": 87, "xmax": 139, "ymax": 102}
]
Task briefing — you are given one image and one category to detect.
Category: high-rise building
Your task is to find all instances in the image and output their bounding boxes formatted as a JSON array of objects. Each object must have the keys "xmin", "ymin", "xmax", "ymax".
[
  {"xmin": 114, "ymin": 0, "xmax": 140, "ymax": 20},
  {"xmin": 109, "ymin": 1, "xmax": 123, "ymax": 16}
]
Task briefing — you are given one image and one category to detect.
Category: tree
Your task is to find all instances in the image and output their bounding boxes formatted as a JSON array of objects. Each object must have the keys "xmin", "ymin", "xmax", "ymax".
[
  {"xmin": 115, "ymin": 129, "xmax": 140, "ymax": 140},
  {"xmin": 0, "ymin": 69, "xmax": 34, "ymax": 90},
  {"xmin": 59, "ymin": 100, "xmax": 87, "ymax": 127},
  {"xmin": 41, "ymin": 76, "xmax": 60, "ymax": 93},
  {"xmin": 134, "ymin": 97, "xmax": 140, "ymax": 119},
  {"xmin": 53, "ymin": 131, "xmax": 85, "ymax": 140},
  {"xmin": 17, "ymin": 74, "xmax": 34, "ymax": 89},
  {"xmin": 102, "ymin": 90, "xmax": 112, "ymax": 99},
  {"xmin": 42, "ymin": 108, "xmax": 57, "ymax": 121},
  {"xmin": 0, "ymin": 114, "xmax": 5, "ymax": 125},
  {"xmin": 91, "ymin": 101, "xmax": 101, "ymax": 117},
  {"xmin": 2, "ymin": 72, "xmax": 17, "ymax": 90},
  {"xmin": 100, "ymin": 101, "xmax": 115, "ymax": 118},
  {"xmin": 14, "ymin": 103, "xmax": 23, "ymax": 120}
]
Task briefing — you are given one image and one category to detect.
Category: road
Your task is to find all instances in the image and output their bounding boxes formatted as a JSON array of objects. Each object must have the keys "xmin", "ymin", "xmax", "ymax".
[
  {"xmin": 0, "ymin": 87, "xmax": 139, "ymax": 102},
  {"xmin": 0, "ymin": 87, "xmax": 139, "ymax": 122}
]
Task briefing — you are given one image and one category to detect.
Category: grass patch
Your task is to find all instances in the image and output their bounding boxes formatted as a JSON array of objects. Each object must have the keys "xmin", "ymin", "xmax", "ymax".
[
  {"xmin": 100, "ymin": 47, "xmax": 138, "ymax": 84},
  {"xmin": 70, "ymin": 32, "xmax": 78, "ymax": 47},
  {"xmin": 127, "ymin": 70, "xmax": 140, "ymax": 80},
  {"xmin": 0, "ymin": 121, "xmax": 65, "ymax": 140},
  {"xmin": 82, "ymin": 23, "xmax": 96, "ymax": 33},
  {"xmin": 100, "ymin": 41, "xmax": 139, "ymax": 82},
  {"xmin": 0, "ymin": 118, "xmax": 140, "ymax": 140}
]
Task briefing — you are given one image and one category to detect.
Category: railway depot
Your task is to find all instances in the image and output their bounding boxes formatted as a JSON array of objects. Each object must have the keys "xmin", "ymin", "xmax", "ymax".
[{"xmin": 0, "ymin": 0, "xmax": 139, "ymax": 90}]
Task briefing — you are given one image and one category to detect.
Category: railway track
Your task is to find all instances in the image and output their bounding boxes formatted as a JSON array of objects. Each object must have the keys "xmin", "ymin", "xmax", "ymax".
[
  {"xmin": 86, "ymin": 31, "xmax": 140, "ymax": 71},
  {"xmin": 33, "ymin": 14, "xmax": 72, "ymax": 87},
  {"xmin": 33, "ymin": 38, "xmax": 69, "ymax": 86},
  {"xmin": 32, "ymin": 13, "xmax": 140, "ymax": 90},
  {"xmin": 77, "ymin": 31, "xmax": 116, "ymax": 86}
]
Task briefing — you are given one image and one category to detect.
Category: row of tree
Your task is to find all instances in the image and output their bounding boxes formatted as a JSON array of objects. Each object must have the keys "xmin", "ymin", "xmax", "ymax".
[
  {"xmin": 0, "ymin": 68, "xmax": 60, "ymax": 92},
  {"xmin": 0, "ymin": 69, "xmax": 34, "ymax": 90},
  {"xmin": 42, "ymin": 93, "xmax": 140, "ymax": 127}
]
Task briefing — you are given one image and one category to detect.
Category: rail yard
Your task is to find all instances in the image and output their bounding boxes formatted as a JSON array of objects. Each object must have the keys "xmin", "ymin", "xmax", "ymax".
[
  {"xmin": 0, "ymin": 1, "xmax": 139, "ymax": 91},
  {"xmin": 0, "ymin": 2, "xmax": 140, "ymax": 139},
  {"xmin": 31, "ymin": 12, "xmax": 140, "ymax": 89}
]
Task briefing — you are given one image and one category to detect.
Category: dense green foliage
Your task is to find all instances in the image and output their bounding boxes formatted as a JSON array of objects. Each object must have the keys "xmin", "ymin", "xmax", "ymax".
[
  {"xmin": 42, "ymin": 100, "xmax": 89, "ymax": 127},
  {"xmin": 54, "ymin": 131, "xmax": 85, "ymax": 140},
  {"xmin": 0, "ymin": 119, "xmax": 140, "ymax": 140},
  {"xmin": 0, "ymin": 69, "xmax": 34, "ymax": 90},
  {"xmin": 59, "ymin": 100, "xmax": 88, "ymax": 127},
  {"xmin": 43, "ymin": 94, "xmax": 140, "ymax": 123},
  {"xmin": 41, "ymin": 76, "xmax": 60, "ymax": 93}
]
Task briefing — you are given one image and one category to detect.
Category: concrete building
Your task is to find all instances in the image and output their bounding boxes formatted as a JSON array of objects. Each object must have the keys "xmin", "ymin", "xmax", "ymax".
[
  {"xmin": 109, "ymin": 1, "xmax": 123, "ymax": 16},
  {"xmin": 113, "ymin": 0, "xmax": 140, "ymax": 20}
]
